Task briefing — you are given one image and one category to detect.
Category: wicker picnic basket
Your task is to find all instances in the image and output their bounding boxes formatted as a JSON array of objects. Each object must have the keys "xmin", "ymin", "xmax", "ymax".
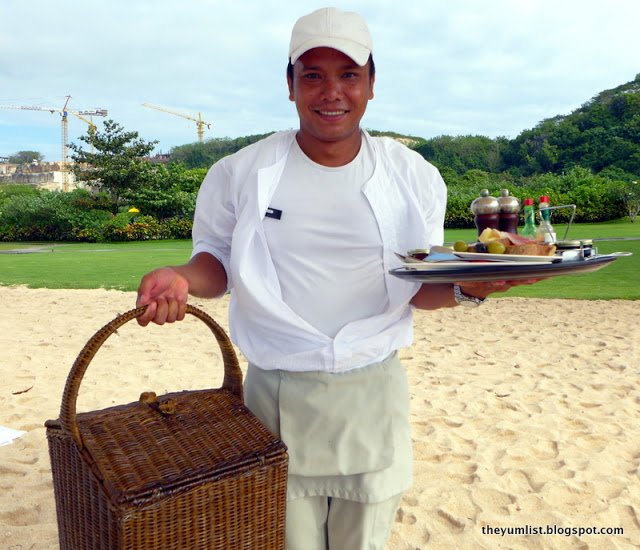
[{"xmin": 45, "ymin": 305, "xmax": 288, "ymax": 550}]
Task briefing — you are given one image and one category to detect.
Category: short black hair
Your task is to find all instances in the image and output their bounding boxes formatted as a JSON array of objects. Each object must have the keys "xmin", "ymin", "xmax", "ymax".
[{"xmin": 287, "ymin": 54, "xmax": 375, "ymax": 82}]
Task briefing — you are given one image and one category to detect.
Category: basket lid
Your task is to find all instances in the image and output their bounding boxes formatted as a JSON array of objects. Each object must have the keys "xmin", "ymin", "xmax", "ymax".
[{"xmin": 63, "ymin": 388, "xmax": 286, "ymax": 504}]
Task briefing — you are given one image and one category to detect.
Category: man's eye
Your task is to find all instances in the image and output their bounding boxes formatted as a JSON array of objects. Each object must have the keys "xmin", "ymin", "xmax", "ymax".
[{"xmin": 303, "ymin": 73, "xmax": 321, "ymax": 80}]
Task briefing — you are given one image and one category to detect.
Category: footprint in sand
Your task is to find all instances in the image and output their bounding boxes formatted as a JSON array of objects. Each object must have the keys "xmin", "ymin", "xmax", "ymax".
[
  {"xmin": 435, "ymin": 509, "xmax": 465, "ymax": 533},
  {"xmin": 0, "ymin": 505, "xmax": 43, "ymax": 527},
  {"xmin": 395, "ymin": 507, "xmax": 417, "ymax": 525},
  {"xmin": 0, "ymin": 465, "xmax": 28, "ymax": 477},
  {"xmin": 402, "ymin": 495, "xmax": 419, "ymax": 507}
]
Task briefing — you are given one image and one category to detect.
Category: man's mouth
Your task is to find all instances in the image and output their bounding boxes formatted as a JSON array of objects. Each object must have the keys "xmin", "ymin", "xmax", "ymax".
[{"xmin": 316, "ymin": 109, "xmax": 348, "ymax": 116}]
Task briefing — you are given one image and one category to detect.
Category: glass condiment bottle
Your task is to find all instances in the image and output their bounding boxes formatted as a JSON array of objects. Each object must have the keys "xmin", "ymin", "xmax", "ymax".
[
  {"xmin": 497, "ymin": 189, "xmax": 520, "ymax": 234},
  {"xmin": 536, "ymin": 195, "xmax": 557, "ymax": 243},
  {"xmin": 470, "ymin": 189, "xmax": 500, "ymax": 236},
  {"xmin": 521, "ymin": 198, "xmax": 537, "ymax": 239}
]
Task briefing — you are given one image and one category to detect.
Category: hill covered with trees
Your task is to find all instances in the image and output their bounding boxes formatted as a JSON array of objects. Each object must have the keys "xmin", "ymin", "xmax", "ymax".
[
  {"xmin": 169, "ymin": 74, "xmax": 640, "ymax": 183},
  {"xmin": 413, "ymin": 73, "xmax": 640, "ymax": 181}
]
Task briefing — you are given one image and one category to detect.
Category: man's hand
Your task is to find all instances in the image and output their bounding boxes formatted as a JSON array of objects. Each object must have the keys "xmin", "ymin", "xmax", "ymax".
[
  {"xmin": 136, "ymin": 267, "xmax": 189, "ymax": 326},
  {"xmin": 457, "ymin": 278, "xmax": 543, "ymax": 300},
  {"xmin": 134, "ymin": 253, "xmax": 228, "ymax": 326},
  {"xmin": 410, "ymin": 278, "xmax": 545, "ymax": 310}
]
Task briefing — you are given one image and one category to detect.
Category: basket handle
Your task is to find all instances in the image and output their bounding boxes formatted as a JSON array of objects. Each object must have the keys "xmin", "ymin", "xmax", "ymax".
[{"xmin": 58, "ymin": 304, "xmax": 243, "ymax": 449}]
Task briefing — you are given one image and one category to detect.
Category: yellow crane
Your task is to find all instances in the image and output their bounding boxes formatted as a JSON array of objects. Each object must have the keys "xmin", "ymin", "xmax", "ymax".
[
  {"xmin": 0, "ymin": 95, "xmax": 107, "ymax": 190},
  {"xmin": 73, "ymin": 112, "xmax": 98, "ymax": 135},
  {"xmin": 142, "ymin": 102, "xmax": 212, "ymax": 143},
  {"xmin": 72, "ymin": 112, "xmax": 99, "ymax": 153}
]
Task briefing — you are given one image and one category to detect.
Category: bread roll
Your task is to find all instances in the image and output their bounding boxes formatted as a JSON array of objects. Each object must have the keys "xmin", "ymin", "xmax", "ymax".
[{"xmin": 505, "ymin": 243, "xmax": 557, "ymax": 256}]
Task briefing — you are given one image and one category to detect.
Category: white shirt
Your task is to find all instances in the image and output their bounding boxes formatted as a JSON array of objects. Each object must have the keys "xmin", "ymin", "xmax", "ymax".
[
  {"xmin": 263, "ymin": 137, "xmax": 388, "ymax": 338},
  {"xmin": 192, "ymin": 130, "xmax": 447, "ymax": 372}
]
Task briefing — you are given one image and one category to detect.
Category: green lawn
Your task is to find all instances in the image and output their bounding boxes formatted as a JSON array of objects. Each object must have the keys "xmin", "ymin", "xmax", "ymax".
[
  {"xmin": 0, "ymin": 240, "xmax": 192, "ymax": 291},
  {"xmin": 1, "ymin": 222, "xmax": 638, "ymax": 299}
]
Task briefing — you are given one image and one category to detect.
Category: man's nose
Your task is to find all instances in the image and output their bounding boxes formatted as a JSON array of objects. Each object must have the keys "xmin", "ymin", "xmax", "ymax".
[{"xmin": 320, "ymin": 77, "xmax": 342, "ymax": 100}]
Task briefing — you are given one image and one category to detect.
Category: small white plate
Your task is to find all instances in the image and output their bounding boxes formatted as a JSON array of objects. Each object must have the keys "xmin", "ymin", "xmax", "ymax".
[
  {"xmin": 403, "ymin": 260, "xmax": 540, "ymax": 271},
  {"xmin": 452, "ymin": 251, "xmax": 558, "ymax": 263}
]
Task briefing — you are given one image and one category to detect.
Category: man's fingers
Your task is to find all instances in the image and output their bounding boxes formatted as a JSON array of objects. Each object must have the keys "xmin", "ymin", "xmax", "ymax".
[
  {"xmin": 154, "ymin": 299, "xmax": 169, "ymax": 325},
  {"xmin": 136, "ymin": 301, "xmax": 157, "ymax": 327},
  {"xmin": 177, "ymin": 301, "xmax": 187, "ymax": 322},
  {"xmin": 166, "ymin": 300, "xmax": 181, "ymax": 323}
]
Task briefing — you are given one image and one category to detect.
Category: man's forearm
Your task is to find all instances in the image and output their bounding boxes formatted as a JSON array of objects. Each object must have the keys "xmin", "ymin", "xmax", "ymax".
[
  {"xmin": 175, "ymin": 252, "xmax": 228, "ymax": 299},
  {"xmin": 410, "ymin": 283, "xmax": 457, "ymax": 310}
]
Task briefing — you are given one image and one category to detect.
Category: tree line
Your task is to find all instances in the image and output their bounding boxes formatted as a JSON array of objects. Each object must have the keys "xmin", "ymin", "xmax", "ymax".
[{"xmin": 1, "ymin": 74, "xmax": 638, "ymax": 242}]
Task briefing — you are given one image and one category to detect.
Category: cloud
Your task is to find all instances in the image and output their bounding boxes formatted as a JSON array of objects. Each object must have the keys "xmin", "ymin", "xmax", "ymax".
[{"xmin": 1, "ymin": 0, "xmax": 638, "ymax": 160}]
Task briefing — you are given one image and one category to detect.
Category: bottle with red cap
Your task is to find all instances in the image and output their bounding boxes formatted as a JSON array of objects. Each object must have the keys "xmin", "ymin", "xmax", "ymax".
[
  {"xmin": 521, "ymin": 198, "xmax": 537, "ymax": 239},
  {"xmin": 536, "ymin": 195, "xmax": 557, "ymax": 243}
]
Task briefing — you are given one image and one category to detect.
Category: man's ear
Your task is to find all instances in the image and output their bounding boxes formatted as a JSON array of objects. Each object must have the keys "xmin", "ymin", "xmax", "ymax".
[
  {"xmin": 287, "ymin": 75, "xmax": 295, "ymax": 102},
  {"xmin": 369, "ymin": 73, "xmax": 375, "ymax": 100}
]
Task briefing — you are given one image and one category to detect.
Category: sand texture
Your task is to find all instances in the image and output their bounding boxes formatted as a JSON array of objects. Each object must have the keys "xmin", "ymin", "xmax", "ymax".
[{"xmin": 1, "ymin": 286, "xmax": 638, "ymax": 549}]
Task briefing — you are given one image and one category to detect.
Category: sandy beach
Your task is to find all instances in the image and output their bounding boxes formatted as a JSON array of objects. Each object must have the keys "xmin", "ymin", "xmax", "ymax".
[{"xmin": 1, "ymin": 285, "xmax": 638, "ymax": 549}]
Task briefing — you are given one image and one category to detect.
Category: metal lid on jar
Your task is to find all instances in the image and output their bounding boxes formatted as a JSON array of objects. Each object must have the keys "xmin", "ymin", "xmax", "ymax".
[
  {"xmin": 556, "ymin": 240, "xmax": 581, "ymax": 249},
  {"xmin": 556, "ymin": 239, "xmax": 594, "ymax": 249},
  {"xmin": 497, "ymin": 189, "xmax": 520, "ymax": 213},
  {"xmin": 470, "ymin": 189, "xmax": 499, "ymax": 214}
]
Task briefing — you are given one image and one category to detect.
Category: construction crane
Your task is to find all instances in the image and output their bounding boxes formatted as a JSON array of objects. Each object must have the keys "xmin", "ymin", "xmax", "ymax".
[
  {"xmin": 142, "ymin": 102, "xmax": 212, "ymax": 143},
  {"xmin": 72, "ymin": 112, "xmax": 99, "ymax": 153},
  {"xmin": 73, "ymin": 112, "xmax": 98, "ymax": 135},
  {"xmin": 0, "ymin": 95, "xmax": 107, "ymax": 190}
]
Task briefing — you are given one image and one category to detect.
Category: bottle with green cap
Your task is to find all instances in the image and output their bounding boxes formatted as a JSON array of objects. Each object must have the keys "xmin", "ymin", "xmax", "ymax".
[
  {"xmin": 536, "ymin": 195, "xmax": 556, "ymax": 243},
  {"xmin": 521, "ymin": 198, "xmax": 537, "ymax": 239}
]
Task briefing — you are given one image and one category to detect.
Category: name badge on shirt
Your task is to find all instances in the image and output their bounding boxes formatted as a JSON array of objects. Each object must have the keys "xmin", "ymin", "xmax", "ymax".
[{"xmin": 265, "ymin": 207, "xmax": 283, "ymax": 220}]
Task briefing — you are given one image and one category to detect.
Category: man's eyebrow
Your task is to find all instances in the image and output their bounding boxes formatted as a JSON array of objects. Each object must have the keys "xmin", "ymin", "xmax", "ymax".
[{"xmin": 299, "ymin": 63, "xmax": 362, "ymax": 71}]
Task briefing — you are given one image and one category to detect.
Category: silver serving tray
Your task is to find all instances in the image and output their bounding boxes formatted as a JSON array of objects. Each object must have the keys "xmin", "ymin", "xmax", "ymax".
[{"xmin": 389, "ymin": 253, "xmax": 630, "ymax": 284}]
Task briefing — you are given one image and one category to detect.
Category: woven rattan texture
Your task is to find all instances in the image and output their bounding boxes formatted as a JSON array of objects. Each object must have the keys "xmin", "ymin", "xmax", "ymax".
[
  {"xmin": 46, "ymin": 305, "xmax": 288, "ymax": 550},
  {"xmin": 75, "ymin": 389, "xmax": 284, "ymax": 502}
]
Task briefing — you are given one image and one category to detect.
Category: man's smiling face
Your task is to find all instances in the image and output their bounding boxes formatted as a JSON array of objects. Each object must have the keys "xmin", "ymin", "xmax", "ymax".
[{"xmin": 287, "ymin": 47, "xmax": 375, "ymax": 159}]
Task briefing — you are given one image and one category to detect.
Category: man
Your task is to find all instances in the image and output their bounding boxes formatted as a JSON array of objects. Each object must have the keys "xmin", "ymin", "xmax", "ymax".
[{"xmin": 136, "ymin": 7, "xmax": 534, "ymax": 549}]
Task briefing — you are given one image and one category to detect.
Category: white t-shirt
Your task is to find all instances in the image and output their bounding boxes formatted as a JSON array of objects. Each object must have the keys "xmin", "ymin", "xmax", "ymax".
[
  {"xmin": 262, "ymin": 138, "xmax": 389, "ymax": 338},
  {"xmin": 191, "ymin": 130, "xmax": 447, "ymax": 372}
]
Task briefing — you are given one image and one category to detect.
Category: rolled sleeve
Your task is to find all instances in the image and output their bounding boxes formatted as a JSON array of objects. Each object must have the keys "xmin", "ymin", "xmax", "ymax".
[
  {"xmin": 191, "ymin": 160, "xmax": 236, "ymax": 290},
  {"xmin": 413, "ymin": 155, "xmax": 447, "ymax": 248}
]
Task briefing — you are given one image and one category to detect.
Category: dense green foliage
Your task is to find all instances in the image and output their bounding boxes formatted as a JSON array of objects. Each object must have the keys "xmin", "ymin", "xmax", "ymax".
[
  {"xmin": 69, "ymin": 119, "xmax": 161, "ymax": 210},
  {"xmin": 0, "ymin": 181, "xmax": 197, "ymax": 243},
  {"xmin": 414, "ymin": 135, "xmax": 509, "ymax": 174},
  {"xmin": 442, "ymin": 167, "xmax": 636, "ymax": 229},
  {"xmin": 504, "ymin": 77, "xmax": 640, "ymax": 176},
  {"xmin": 1, "ymin": 121, "xmax": 210, "ymax": 242},
  {"xmin": 170, "ymin": 133, "xmax": 274, "ymax": 168},
  {"xmin": 413, "ymin": 74, "xmax": 640, "ymax": 180},
  {"xmin": 2, "ymin": 75, "xmax": 638, "ymax": 242},
  {"xmin": 7, "ymin": 150, "xmax": 44, "ymax": 164},
  {"xmin": 168, "ymin": 75, "xmax": 640, "ymax": 182}
]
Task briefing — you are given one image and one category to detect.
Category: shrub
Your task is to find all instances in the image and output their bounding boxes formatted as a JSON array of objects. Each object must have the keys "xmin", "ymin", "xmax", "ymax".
[
  {"xmin": 102, "ymin": 215, "xmax": 163, "ymax": 241},
  {"xmin": 159, "ymin": 217, "xmax": 193, "ymax": 239},
  {"xmin": 440, "ymin": 167, "xmax": 629, "ymax": 228}
]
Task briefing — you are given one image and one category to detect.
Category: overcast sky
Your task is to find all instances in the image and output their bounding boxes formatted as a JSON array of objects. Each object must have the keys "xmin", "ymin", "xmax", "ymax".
[{"xmin": 1, "ymin": 0, "xmax": 638, "ymax": 162}]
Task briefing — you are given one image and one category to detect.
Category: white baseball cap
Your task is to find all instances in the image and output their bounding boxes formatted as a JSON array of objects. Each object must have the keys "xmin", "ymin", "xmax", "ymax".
[{"xmin": 289, "ymin": 7, "xmax": 373, "ymax": 66}]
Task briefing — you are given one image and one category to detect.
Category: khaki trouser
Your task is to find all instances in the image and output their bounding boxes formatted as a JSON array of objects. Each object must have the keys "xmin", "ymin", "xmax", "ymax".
[
  {"xmin": 285, "ymin": 493, "xmax": 403, "ymax": 550},
  {"xmin": 244, "ymin": 354, "xmax": 411, "ymax": 550}
]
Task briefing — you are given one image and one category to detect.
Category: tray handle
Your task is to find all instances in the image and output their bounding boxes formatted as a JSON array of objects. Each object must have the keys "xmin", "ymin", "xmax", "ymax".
[{"xmin": 58, "ymin": 304, "xmax": 243, "ymax": 449}]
